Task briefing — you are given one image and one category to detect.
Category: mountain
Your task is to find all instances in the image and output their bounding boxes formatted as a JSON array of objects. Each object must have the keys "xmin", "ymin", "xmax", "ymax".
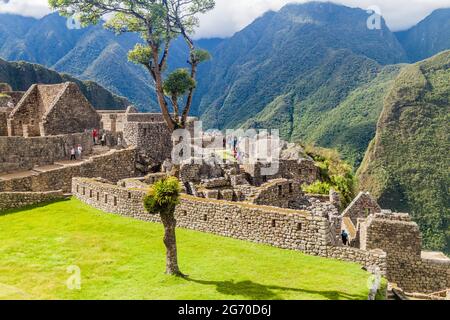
[
  {"xmin": 0, "ymin": 58, "xmax": 129, "ymax": 110},
  {"xmin": 1, "ymin": 3, "xmax": 449, "ymax": 167},
  {"xmin": 193, "ymin": 2, "xmax": 408, "ymax": 166},
  {"xmin": 396, "ymin": 8, "xmax": 450, "ymax": 62},
  {"xmin": 0, "ymin": 12, "xmax": 218, "ymax": 111},
  {"xmin": 358, "ymin": 51, "xmax": 450, "ymax": 253}
]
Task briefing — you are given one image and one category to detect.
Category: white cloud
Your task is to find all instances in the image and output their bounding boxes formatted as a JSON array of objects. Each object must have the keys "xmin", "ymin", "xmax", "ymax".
[
  {"xmin": 0, "ymin": 0, "xmax": 53, "ymax": 18},
  {"xmin": 1, "ymin": 0, "xmax": 449, "ymax": 38}
]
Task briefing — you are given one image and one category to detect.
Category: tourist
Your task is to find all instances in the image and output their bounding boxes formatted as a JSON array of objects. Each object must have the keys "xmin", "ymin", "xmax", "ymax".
[
  {"xmin": 101, "ymin": 133, "xmax": 106, "ymax": 146},
  {"xmin": 233, "ymin": 136, "xmax": 238, "ymax": 153},
  {"xmin": 341, "ymin": 230, "xmax": 349, "ymax": 246},
  {"xmin": 70, "ymin": 146, "xmax": 76, "ymax": 160},
  {"xmin": 77, "ymin": 144, "xmax": 83, "ymax": 160},
  {"xmin": 92, "ymin": 129, "xmax": 98, "ymax": 144},
  {"xmin": 117, "ymin": 136, "xmax": 122, "ymax": 148}
]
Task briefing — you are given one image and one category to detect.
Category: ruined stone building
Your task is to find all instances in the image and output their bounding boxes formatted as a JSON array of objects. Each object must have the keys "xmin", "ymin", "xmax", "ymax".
[
  {"xmin": 1, "ymin": 79, "xmax": 449, "ymax": 296},
  {"xmin": 6, "ymin": 82, "xmax": 100, "ymax": 137},
  {"xmin": 0, "ymin": 83, "xmax": 24, "ymax": 136}
]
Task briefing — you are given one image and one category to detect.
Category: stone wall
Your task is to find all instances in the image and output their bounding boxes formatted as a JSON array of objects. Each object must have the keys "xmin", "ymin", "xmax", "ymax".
[
  {"xmin": 0, "ymin": 148, "xmax": 137, "ymax": 193},
  {"xmin": 0, "ymin": 132, "xmax": 93, "ymax": 173},
  {"xmin": 0, "ymin": 108, "xmax": 10, "ymax": 136},
  {"xmin": 99, "ymin": 111, "xmax": 126, "ymax": 133},
  {"xmin": 0, "ymin": 190, "xmax": 64, "ymax": 212},
  {"xmin": 247, "ymin": 179, "xmax": 303, "ymax": 208},
  {"xmin": 72, "ymin": 177, "xmax": 387, "ymax": 274},
  {"xmin": 342, "ymin": 192, "xmax": 382, "ymax": 227},
  {"xmin": 123, "ymin": 122, "xmax": 172, "ymax": 172},
  {"xmin": 42, "ymin": 83, "xmax": 101, "ymax": 136},
  {"xmin": 243, "ymin": 159, "xmax": 318, "ymax": 186},
  {"xmin": 126, "ymin": 113, "xmax": 165, "ymax": 123},
  {"xmin": 7, "ymin": 83, "xmax": 100, "ymax": 137},
  {"xmin": 360, "ymin": 213, "xmax": 450, "ymax": 293}
]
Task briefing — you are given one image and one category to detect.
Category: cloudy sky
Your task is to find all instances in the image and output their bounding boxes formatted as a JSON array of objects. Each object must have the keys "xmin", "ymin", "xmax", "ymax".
[{"xmin": 1, "ymin": 0, "xmax": 449, "ymax": 38}]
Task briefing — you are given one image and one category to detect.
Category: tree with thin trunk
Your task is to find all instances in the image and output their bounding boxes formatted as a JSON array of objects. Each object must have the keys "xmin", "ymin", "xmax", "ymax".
[
  {"xmin": 49, "ymin": 0, "xmax": 215, "ymax": 132},
  {"xmin": 143, "ymin": 177, "xmax": 183, "ymax": 276}
]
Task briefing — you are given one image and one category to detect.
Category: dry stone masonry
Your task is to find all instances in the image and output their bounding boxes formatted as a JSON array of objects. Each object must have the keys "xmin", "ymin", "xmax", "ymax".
[
  {"xmin": 0, "ymin": 190, "xmax": 64, "ymax": 211},
  {"xmin": 0, "ymin": 80, "xmax": 448, "ymax": 296},
  {"xmin": 72, "ymin": 177, "xmax": 386, "ymax": 275}
]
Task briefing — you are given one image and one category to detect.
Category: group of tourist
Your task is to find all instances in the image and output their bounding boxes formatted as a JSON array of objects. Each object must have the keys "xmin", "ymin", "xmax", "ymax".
[
  {"xmin": 92, "ymin": 128, "xmax": 123, "ymax": 148},
  {"xmin": 92, "ymin": 129, "xmax": 107, "ymax": 146},
  {"xmin": 70, "ymin": 145, "xmax": 83, "ymax": 161}
]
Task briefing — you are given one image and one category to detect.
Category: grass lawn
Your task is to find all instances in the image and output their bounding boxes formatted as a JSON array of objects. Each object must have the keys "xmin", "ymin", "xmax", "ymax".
[{"xmin": 0, "ymin": 198, "xmax": 382, "ymax": 300}]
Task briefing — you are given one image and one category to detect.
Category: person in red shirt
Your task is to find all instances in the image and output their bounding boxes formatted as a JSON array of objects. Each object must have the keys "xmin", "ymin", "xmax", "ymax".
[{"xmin": 93, "ymin": 129, "xmax": 98, "ymax": 144}]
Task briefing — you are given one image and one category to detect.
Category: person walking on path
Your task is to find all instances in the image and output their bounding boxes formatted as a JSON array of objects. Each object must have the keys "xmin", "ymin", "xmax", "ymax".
[
  {"xmin": 76, "ymin": 144, "xmax": 83, "ymax": 160},
  {"xmin": 93, "ymin": 129, "xmax": 98, "ymax": 144},
  {"xmin": 70, "ymin": 146, "xmax": 76, "ymax": 161},
  {"xmin": 341, "ymin": 230, "xmax": 349, "ymax": 246},
  {"xmin": 101, "ymin": 133, "xmax": 106, "ymax": 147}
]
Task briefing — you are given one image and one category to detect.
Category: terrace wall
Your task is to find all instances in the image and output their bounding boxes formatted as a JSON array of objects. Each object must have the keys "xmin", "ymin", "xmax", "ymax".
[
  {"xmin": 0, "ymin": 148, "xmax": 137, "ymax": 193},
  {"xmin": 72, "ymin": 177, "xmax": 387, "ymax": 274},
  {"xmin": 360, "ymin": 213, "xmax": 450, "ymax": 293},
  {"xmin": 0, "ymin": 132, "xmax": 93, "ymax": 173},
  {"xmin": 0, "ymin": 190, "xmax": 64, "ymax": 212}
]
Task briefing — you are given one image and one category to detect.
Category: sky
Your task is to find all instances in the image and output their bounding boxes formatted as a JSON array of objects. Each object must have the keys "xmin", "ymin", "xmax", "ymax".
[{"xmin": 0, "ymin": 0, "xmax": 449, "ymax": 38}]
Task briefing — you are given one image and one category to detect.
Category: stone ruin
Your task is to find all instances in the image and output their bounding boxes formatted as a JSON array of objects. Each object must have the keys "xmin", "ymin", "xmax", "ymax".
[{"xmin": 0, "ymin": 80, "xmax": 448, "ymax": 295}]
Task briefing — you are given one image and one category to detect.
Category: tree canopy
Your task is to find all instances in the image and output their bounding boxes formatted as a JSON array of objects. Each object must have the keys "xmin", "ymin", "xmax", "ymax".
[{"xmin": 49, "ymin": 0, "xmax": 215, "ymax": 131}]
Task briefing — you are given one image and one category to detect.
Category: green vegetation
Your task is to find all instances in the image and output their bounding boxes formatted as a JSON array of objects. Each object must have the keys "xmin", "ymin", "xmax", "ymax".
[
  {"xmin": 358, "ymin": 51, "xmax": 450, "ymax": 253},
  {"xmin": 0, "ymin": 199, "xmax": 383, "ymax": 300},
  {"xmin": 50, "ymin": 0, "xmax": 215, "ymax": 131},
  {"xmin": 302, "ymin": 145, "xmax": 356, "ymax": 208}
]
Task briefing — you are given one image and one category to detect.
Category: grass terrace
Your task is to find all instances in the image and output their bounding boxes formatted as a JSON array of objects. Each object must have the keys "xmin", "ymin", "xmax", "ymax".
[{"xmin": 0, "ymin": 198, "xmax": 385, "ymax": 300}]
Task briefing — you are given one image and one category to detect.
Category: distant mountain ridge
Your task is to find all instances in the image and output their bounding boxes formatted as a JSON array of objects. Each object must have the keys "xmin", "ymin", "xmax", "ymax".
[
  {"xmin": 0, "ymin": 58, "xmax": 129, "ymax": 110},
  {"xmin": 192, "ymin": 2, "xmax": 409, "ymax": 167},
  {"xmin": 0, "ymin": 12, "xmax": 220, "ymax": 111},
  {"xmin": 396, "ymin": 8, "xmax": 450, "ymax": 62}
]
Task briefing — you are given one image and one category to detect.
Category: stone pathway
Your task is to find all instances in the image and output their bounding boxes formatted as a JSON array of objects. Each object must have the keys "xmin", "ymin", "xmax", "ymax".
[{"xmin": 0, "ymin": 146, "xmax": 113, "ymax": 181}]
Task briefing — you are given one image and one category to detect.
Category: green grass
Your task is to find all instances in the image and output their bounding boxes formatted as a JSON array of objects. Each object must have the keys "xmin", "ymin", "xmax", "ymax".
[{"xmin": 0, "ymin": 198, "xmax": 382, "ymax": 300}]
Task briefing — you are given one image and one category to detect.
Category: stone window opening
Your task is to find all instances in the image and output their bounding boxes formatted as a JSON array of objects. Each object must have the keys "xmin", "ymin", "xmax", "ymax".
[
  {"xmin": 128, "ymin": 192, "xmax": 132, "ymax": 199},
  {"xmin": 82, "ymin": 187, "xmax": 86, "ymax": 196},
  {"xmin": 105, "ymin": 195, "xmax": 108, "ymax": 204},
  {"xmin": 272, "ymin": 220, "xmax": 276, "ymax": 228},
  {"xmin": 143, "ymin": 128, "xmax": 147, "ymax": 136},
  {"xmin": 76, "ymin": 185, "xmax": 79, "ymax": 193},
  {"xmin": 96, "ymin": 192, "xmax": 100, "ymax": 201},
  {"xmin": 182, "ymin": 210, "xmax": 187, "ymax": 216},
  {"xmin": 297, "ymin": 223, "xmax": 302, "ymax": 231},
  {"xmin": 289, "ymin": 183, "xmax": 293, "ymax": 193},
  {"xmin": 203, "ymin": 214, "xmax": 208, "ymax": 222},
  {"xmin": 89, "ymin": 190, "xmax": 93, "ymax": 198},
  {"xmin": 114, "ymin": 196, "xmax": 117, "ymax": 206},
  {"xmin": 278, "ymin": 185, "xmax": 283, "ymax": 196}
]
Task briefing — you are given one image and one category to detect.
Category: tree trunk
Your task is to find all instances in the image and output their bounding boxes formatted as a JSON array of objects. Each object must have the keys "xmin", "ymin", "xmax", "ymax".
[{"xmin": 160, "ymin": 211, "xmax": 183, "ymax": 276}]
